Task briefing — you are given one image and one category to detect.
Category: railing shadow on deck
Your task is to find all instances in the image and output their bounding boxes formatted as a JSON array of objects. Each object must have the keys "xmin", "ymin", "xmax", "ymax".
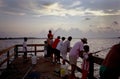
[{"xmin": 0, "ymin": 44, "xmax": 104, "ymax": 79}]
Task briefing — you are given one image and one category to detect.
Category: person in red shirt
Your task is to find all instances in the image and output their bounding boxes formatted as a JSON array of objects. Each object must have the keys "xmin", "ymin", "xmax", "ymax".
[
  {"xmin": 47, "ymin": 30, "xmax": 53, "ymax": 39},
  {"xmin": 52, "ymin": 36, "xmax": 60, "ymax": 63},
  {"xmin": 46, "ymin": 34, "xmax": 53, "ymax": 58}
]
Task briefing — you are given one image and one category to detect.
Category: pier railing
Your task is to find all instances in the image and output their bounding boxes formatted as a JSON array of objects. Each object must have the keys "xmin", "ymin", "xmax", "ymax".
[
  {"xmin": 15, "ymin": 44, "xmax": 45, "ymax": 57},
  {"xmin": 0, "ymin": 44, "xmax": 45, "ymax": 68},
  {"xmin": 0, "ymin": 45, "xmax": 16, "ymax": 68},
  {"xmin": 0, "ymin": 44, "xmax": 104, "ymax": 78}
]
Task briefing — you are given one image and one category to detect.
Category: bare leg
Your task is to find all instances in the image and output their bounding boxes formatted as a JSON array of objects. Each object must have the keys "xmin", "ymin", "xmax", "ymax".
[{"xmin": 70, "ymin": 64, "xmax": 76, "ymax": 79}]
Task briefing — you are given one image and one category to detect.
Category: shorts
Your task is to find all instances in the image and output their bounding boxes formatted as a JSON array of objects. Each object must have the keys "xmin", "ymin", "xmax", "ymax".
[
  {"xmin": 69, "ymin": 55, "xmax": 77, "ymax": 65},
  {"xmin": 61, "ymin": 53, "xmax": 67, "ymax": 60}
]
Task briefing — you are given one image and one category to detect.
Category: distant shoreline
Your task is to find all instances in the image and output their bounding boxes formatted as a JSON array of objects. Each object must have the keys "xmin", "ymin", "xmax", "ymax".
[
  {"xmin": 0, "ymin": 37, "xmax": 120, "ymax": 40},
  {"xmin": 0, "ymin": 37, "xmax": 46, "ymax": 40}
]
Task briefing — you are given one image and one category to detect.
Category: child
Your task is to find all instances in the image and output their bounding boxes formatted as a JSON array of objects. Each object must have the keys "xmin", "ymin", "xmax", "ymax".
[
  {"xmin": 44, "ymin": 41, "xmax": 47, "ymax": 58},
  {"xmin": 82, "ymin": 45, "xmax": 90, "ymax": 79}
]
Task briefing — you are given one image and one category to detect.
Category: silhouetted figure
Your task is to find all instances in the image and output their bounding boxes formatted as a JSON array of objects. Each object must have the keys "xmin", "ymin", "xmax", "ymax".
[
  {"xmin": 47, "ymin": 30, "xmax": 53, "ymax": 39},
  {"xmin": 23, "ymin": 37, "xmax": 28, "ymax": 62},
  {"xmin": 99, "ymin": 43, "xmax": 120, "ymax": 79}
]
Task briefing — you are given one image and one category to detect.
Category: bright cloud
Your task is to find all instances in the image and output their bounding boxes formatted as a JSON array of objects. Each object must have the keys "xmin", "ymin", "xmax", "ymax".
[{"xmin": 0, "ymin": 0, "xmax": 120, "ymax": 16}]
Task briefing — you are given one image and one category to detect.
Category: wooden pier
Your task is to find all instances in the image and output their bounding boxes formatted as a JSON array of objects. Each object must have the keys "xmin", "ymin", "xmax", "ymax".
[{"xmin": 0, "ymin": 44, "xmax": 104, "ymax": 79}]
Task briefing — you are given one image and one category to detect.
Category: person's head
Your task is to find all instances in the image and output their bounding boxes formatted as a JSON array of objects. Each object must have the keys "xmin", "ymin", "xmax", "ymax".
[
  {"xmin": 44, "ymin": 41, "xmax": 47, "ymax": 44},
  {"xmin": 24, "ymin": 37, "xmax": 27, "ymax": 42},
  {"xmin": 62, "ymin": 37, "xmax": 65, "ymax": 41},
  {"xmin": 49, "ymin": 30, "xmax": 52, "ymax": 33},
  {"xmin": 84, "ymin": 45, "xmax": 89, "ymax": 53},
  {"xmin": 57, "ymin": 36, "xmax": 60, "ymax": 39},
  {"xmin": 81, "ymin": 38, "xmax": 87, "ymax": 44},
  {"xmin": 68, "ymin": 36, "xmax": 72, "ymax": 41}
]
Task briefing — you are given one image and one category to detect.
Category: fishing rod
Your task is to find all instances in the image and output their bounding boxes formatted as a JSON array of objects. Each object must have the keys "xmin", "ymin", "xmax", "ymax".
[
  {"xmin": 91, "ymin": 47, "xmax": 111, "ymax": 55},
  {"xmin": 53, "ymin": 29, "xmax": 60, "ymax": 36},
  {"xmin": 48, "ymin": 29, "xmax": 60, "ymax": 39},
  {"xmin": 77, "ymin": 47, "xmax": 111, "ymax": 62},
  {"xmin": 92, "ymin": 40, "xmax": 120, "ymax": 55}
]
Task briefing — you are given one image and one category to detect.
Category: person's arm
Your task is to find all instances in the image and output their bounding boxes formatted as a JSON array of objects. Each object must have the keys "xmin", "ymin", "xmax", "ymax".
[
  {"xmin": 79, "ymin": 43, "xmax": 84, "ymax": 58},
  {"xmin": 79, "ymin": 50, "xmax": 84, "ymax": 58}
]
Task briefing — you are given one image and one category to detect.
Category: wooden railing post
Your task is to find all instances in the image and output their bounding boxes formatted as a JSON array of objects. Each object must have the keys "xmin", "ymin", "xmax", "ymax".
[
  {"xmin": 7, "ymin": 51, "xmax": 10, "ymax": 68},
  {"xmin": 35, "ymin": 46, "xmax": 37, "ymax": 56},
  {"xmin": 15, "ymin": 45, "xmax": 18, "ymax": 58}
]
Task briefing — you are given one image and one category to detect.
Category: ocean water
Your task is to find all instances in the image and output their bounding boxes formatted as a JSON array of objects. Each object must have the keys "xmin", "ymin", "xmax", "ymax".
[
  {"xmin": 0, "ymin": 38, "xmax": 120, "ymax": 58},
  {"xmin": 0, "ymin": 38, "xmax": 120, "ymax": 78}
]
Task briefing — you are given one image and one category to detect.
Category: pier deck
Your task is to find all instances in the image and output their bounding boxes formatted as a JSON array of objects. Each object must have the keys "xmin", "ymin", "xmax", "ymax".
[
  {"xmin": 0, "ymin": 44, "xmax": 104, "ymax": 79},
  {"xmin": 0, "ymin": 56, "xmax": 62, "ymax": 79}
]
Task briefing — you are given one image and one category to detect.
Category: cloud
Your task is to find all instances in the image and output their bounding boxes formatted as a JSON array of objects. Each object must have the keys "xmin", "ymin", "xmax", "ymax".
[
  {"xmin": 37, "ymin": 3, "xmax": 67, "ymax": 16},
  {"xmin": 0, "ymin": 0, "xmax": 120, "ymax": 17}
]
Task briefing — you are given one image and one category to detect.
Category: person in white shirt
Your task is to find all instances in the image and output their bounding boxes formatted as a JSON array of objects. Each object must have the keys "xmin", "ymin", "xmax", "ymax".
[
  {"xmin": 61, "ymin": 36, "xmax": 72, "ymax": 65},
  {"xmin": 56, "ymin": 37, "xmax": 66, "ymax": 63},
  {"xmin": 69, "ymin": 38, "xmax": 87, "ymax": 79},
  {"xmin": 56, "ymin": 37, "xmax": 66, "ymax": 51},
  {"xmin": 23, "ymin": 37, "xmax": 28, "ymax": 62}
]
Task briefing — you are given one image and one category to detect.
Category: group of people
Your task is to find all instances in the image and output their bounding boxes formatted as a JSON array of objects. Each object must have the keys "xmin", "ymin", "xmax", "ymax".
[
  {"xmin": 44, "ymin": 30, "xmax": 90, "ymax": 79},
  {"xmin": 23, "ymin": 30, "xmax": 120, "ymax": 79},
  {"xmin": 44, "ymin": 30, "xmax": 72, "ymax": 65},
  {"xmin": 44, "ymin": 30, "xmax": 120, "ymax": 79}
]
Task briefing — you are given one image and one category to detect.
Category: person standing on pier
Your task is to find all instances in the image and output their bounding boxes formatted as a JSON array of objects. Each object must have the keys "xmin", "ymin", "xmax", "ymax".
[
  {"xmin": 46, "ymin": 34, "xmax": 53, "ymax": 58},
  {"xmin": 99, "ymin": 43, "xmax": 120, "ymax": 79},
  {"xmin": 52, "ymin": 36, "xmax": 61, "ymax": 63},
  {"xmin": 47, "ymin": 30, "xmax": 53, "ymax": 39},
  {"xmin": 69, "ymin": 38, "xmax": 87, "ymax": 79},
  {"xmin": 81, "ymin": 45, "xmax": 90, "ymax": 79},
  {"xmin": 23, "ymin": 37, "xmax": 28, "ymax": 62},
  {"xmin": 56, "ymin": 37, "xmax": 66, "ymax": 63},
  {"xmin": 61, "ymin": 36, "xmax": 72, "ymax": 65}
]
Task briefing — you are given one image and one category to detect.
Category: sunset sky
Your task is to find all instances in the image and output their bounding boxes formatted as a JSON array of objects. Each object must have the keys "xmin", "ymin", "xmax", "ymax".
[{"xmin": 0, "ymin": 0, "xmax": 120, "ymax": 38}]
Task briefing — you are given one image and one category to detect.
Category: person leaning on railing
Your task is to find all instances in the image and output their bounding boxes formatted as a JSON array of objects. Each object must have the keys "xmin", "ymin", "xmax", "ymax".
[{"xmin": 69, "ymin": 38, "xmax": 87, "ymax": 79}]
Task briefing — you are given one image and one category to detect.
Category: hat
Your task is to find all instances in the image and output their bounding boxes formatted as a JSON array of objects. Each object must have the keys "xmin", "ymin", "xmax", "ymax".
[{"xmin": 81, "ymin": 38, "xmax": 87, "ymax": 44}]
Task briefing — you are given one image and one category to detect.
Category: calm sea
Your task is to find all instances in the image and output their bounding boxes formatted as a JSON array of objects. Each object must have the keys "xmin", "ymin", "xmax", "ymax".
[
  {"xmin": 0, "ymin": 38, "xmax": 120, "ymax": 78},
  {"xmin": 0, "ymin": 38, "xmax": 120, "ymax": 58}
]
